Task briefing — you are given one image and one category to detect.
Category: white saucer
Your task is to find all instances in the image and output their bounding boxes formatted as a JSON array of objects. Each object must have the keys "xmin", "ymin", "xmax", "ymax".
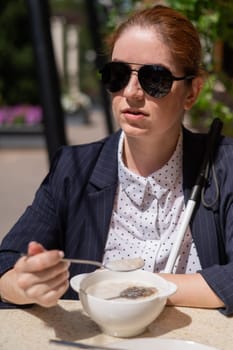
[{"xmin": 108, "ymin": 338, "xmax": 218, "ymax": 350}]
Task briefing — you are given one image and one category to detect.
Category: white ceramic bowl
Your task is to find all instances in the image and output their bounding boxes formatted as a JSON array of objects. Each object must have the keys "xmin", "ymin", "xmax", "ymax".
[{"xmin": 70, "ymin": 269, "xmax": 177, "ymax": 337}]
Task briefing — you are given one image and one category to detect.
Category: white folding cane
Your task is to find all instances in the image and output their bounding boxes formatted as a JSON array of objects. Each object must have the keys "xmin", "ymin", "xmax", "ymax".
[{"xmin": 164, "ymin": 118, "xmax": 223, "ymax": 273}]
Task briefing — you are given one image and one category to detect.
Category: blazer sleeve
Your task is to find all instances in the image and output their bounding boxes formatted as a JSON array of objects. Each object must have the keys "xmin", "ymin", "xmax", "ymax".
[
  {"xmin": 0, "ymin": 147, "xmax": 67, "ymax": 276},
  {"xmin": 0, "ymin": 135, "xmax": 116, "ymax": 278},
  {"xmin": 195, "ymin": 137, "xmax": 233, "ymax": 316}
]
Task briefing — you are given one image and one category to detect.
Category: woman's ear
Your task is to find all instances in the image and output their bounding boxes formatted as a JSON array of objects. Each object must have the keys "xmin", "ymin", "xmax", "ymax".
[{"xmin": 184, "ymin": 76, "xmax": 203, "ymax": 111}]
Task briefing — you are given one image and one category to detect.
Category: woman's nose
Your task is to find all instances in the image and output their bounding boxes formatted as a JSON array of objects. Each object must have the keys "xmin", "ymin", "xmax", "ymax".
[{"xmin": 123, "ymin": 73, "xmax": 144, "ymax": 99}]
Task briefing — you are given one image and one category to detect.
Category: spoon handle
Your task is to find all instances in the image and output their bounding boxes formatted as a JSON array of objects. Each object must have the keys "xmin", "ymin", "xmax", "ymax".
[
  {"xmin": 62, "ymin": 258, "xmax": 102, "ymax": 268},
  {"xmin": 0, "ymin": 249, "xmax": 102, "ymax": 268},
  {"xmin": 1, "ymin": 249, "xmax": 144, "ymax": 271}
]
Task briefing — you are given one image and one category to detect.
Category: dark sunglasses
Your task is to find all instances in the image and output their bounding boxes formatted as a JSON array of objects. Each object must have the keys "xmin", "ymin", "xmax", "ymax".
[{"xmin": 99, "ymin": 61, "xmax": 195, "ymax": 98}]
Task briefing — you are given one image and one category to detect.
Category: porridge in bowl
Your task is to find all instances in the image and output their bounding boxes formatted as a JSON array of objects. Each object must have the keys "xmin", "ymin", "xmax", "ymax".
[
  {"xmin": 85, "ymin": 280, "xmax": 158, "ymax": 300},
  {"xmin": 70, "ymin": 269, "xmax": 177, "ymax": 337}
]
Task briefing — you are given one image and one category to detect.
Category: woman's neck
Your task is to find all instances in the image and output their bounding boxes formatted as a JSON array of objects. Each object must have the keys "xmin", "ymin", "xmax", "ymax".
[{"xmin": 123, "ymin": 132, "xmax": 180, "ymax": 177}]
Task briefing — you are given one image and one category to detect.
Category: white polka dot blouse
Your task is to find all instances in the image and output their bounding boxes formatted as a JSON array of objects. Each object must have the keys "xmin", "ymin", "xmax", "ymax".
[{"xmin": 103, "ymin": 131, "xmax": 201, "ymax": 273}]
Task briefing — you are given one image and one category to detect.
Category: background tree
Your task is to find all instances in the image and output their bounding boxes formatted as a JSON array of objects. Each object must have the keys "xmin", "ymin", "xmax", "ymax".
[
  {"xmin": 0, "ymin": 0, "xmax": 39, "ymax": 106},
  {"xmin": 1, "ymin": 0, "xmax": 233, "ymax": 133},
  {"xmin": 166, "ymin": 0, "xmax": 233, "ymax": 134}
]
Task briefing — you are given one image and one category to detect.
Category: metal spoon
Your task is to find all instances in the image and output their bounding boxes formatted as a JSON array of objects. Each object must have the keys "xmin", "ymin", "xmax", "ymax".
[
  {"xmin": 105, "ymin": 286, "xmax": 158, "ymax": 300},
  {"xmin": 1, "ymin": 249, "xmax": 144, "ymax": 272},
  {"xmin": 62, "ymin": 257, "xmax": 145, "ymax": 272}
]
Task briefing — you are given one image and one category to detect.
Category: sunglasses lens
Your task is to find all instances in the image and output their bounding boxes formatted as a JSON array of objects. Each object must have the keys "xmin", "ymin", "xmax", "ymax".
[
  {"xmin": 100, "ymin": 62, "xmax": 130, "ymax": 93},
  {"xmin": 100, "ymin": 62, "xmax": 174, "ymax": 98},
  {"xmin": 139, "ymin": 65, "xmax": 173, "ymax": 98}
]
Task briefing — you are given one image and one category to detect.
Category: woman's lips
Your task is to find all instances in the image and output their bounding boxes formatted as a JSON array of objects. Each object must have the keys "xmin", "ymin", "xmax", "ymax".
[{"xmin": 121, "ymin": 108, "xmax": 148, "ymax": 120}]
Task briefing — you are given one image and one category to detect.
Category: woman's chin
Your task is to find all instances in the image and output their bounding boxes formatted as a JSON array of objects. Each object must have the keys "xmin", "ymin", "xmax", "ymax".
[
  {"xmin": 121, "ymin": 126, "xmax": 149, "ymax": 138},
  {"xmin": 119, "ymin": 119, "xmax": 149, "ymax": 136}
]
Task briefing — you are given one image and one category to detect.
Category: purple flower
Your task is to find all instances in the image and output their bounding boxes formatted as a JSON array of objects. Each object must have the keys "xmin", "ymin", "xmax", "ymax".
[
  {"xmin": 25, "ymin": 106, "xmax": 42, "ymax": 125},
  {"xmin": 0, "ymin": 108, "xmax": 8, "ymax": 124},
  {"xmin": 0, "ymin": 105, "xmax": 42, "ymax": 125}
]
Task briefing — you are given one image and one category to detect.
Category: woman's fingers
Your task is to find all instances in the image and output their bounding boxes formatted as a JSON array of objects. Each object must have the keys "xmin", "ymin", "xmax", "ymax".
[
  {"xmin": 13, "ymin": 243, "xmax": 70, "ymax": 307},
  {"xmin": 16, "ymin": 259, "xmax": 69, "ymax": 288},
  {"xmin": 36, "ymin": 279, "xmax": 70, "ymax": 308},
  {"xmin": 27, "ymin": 241, "xmax": 46, "ymax": 256},
  {"xmin": 23, "ymin": 270, "xmax": 70, "ymax": 307},
  {"xmin": 16, "ymin": 249, "xmax": 65, "ymax": 273}
]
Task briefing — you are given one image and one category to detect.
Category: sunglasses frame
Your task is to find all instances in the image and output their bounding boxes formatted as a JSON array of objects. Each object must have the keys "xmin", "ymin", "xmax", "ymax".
[{"xmin": 100, "ymin": 61, "xmax": 195, "ymax": 98}]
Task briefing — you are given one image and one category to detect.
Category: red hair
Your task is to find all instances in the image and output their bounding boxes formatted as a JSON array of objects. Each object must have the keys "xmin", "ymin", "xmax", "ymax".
[{"xmin": 105, "ymin": 5, "xmax": 203, "ymax": 77}]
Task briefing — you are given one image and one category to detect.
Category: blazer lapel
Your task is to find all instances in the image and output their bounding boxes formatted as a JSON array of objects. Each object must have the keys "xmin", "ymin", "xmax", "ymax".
[
  {"xmin": 85, "ymin": 131, "xmax": 121, "ymax": 260},
  {"xmin": 182, "ymin": 127, "xmax": 222, "ymax": 267},
  {"xmin": 182, "ymin": 127, "xmax": 206, "ymax": 203}
]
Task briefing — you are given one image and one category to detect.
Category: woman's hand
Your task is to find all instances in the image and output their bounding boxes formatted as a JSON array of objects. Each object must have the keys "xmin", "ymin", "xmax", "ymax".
[{"xmin": 0, "ymin": 241, "xmax": 70, "ymax": 308}]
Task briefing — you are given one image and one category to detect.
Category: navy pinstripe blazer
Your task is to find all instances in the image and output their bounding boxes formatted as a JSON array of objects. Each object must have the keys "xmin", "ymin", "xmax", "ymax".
[{"xmin": 1, "ymin": 127, "xmax": 233, "ymax": 314}]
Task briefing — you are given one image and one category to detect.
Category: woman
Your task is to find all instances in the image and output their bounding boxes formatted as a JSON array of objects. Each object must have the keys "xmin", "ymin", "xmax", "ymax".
[{"xmin": 0, "ymin": 5, "xmax": 232, "ymax": 314}]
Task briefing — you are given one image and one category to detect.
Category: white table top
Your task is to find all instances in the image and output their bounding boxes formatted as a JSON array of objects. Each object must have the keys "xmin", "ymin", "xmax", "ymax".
[{"xmin": 0, "ymin": 300, "xmax": 232, "ymax": 350}]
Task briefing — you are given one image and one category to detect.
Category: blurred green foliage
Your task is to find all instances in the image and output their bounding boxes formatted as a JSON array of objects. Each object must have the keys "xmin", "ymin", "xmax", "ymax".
[
  {"xmin": 166, "ymin": 0, "xmax": 233, "ymax": 133},
  {"xmin": 97, "ymin": 0, "xmax": 233, "ymax": 133},
  {"xmin": 0, "ymin": 0, "xmax": 39, "ymax": 106},
  {"xmin": 1, "ymin": 0, "xmax": 233, "ymax": 133}
]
